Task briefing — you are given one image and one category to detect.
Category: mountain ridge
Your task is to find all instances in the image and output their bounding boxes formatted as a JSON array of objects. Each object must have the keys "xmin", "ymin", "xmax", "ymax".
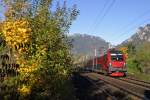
[
  {"xmin": 121, "ymin": 24, "xmax": 150, "ymax": 46},
  {"xmin": 69, "ymin": 33, "xmax": 109, "ymax": 57}
]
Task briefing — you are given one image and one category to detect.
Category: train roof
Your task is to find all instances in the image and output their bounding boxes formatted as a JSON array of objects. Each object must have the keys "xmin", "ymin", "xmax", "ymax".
[{"xmin": 108, "ymin": 48, "xmax": 122, "ymax": 54}]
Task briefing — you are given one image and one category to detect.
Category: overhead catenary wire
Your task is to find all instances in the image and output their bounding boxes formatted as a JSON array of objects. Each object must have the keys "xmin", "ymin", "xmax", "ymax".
[
  {"xmin": 118, "ymin": 9, "xmax": 150, "ymax": 32},
  {"xmin": 87, "ymin": 0, "xmax": 109, "ymax": 34},
  {"xmin": 90, "ymin": 0, "xmax": 116, "ymax": 34},
  {"xmin": 87, "ymin": 0, "xmax": 150, "ymax": 45},
  {"xmin": 112, "ymin": 9, "xmax": 150, "ymax": 42},
  {"xmin": 114, "ymin": 17, "xmax": 150, "ymax": 43},
  {"xmin": 86, "ymin": 0, "xmax": 116, "ymax": 49}
]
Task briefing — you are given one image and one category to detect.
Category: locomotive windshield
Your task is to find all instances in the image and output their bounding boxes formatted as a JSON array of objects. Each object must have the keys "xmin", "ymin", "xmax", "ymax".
[
  {"xmin": 110, "ymin": 50, "xmax": 124, "ymax": 61},
  {"xmin": 111, "ymin": 54, "xmax": 123, "ymax": 61},
  {"xmin": 110, "ymin": 50, "xmax": 122, "ymax": 54}
]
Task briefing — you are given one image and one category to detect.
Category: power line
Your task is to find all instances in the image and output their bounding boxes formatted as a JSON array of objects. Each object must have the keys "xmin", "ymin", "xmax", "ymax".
[
  {"xmin": 91, "ymin": 0, "xmax": 116, "ymax": 33},
  {"xmin": 111, "ymin": 8, "xmax": 150, "ymax": 44},
  {"xmin": 87, "ymin": 0, "xmax": 109, "ymax": 34},
  {"xmin": 119, "ymin": 9, "xmax": 150, "ymax": 31},
  {"xmin": 114, "ymin": 18, "xmax": 150, "ymax": 42}
]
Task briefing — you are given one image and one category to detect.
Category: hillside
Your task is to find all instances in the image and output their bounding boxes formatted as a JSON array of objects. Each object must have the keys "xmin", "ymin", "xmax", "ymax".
[
  {"xmin": 119, "ymin": 24, "xmax": 150, "ymax": 76},
  {"xmin": 121, "ymin": 24, "xmax": 150, "ymax": 46},
  {"xmin": 69, "ymin": 34, "xmax": 109, "ymax": 57}
]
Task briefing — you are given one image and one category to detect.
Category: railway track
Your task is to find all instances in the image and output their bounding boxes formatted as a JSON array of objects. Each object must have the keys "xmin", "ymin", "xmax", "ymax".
[
  {"xmin": 127, "ymin": 77, "xmax": 150, "ymax": 84},
  {"xmin": 73, "ymin": 72, "xmax": 120, "ymax": 100},
  {"xmin": 84, "ymin": 76, "xmax": 119, "ymax": 100},
  {"xmin": 82, "ymin": 72, "xmax": 150, "ymax": 100},
  {"xmin": 81, "ymin": 73, "xmax": 133, "ymax": 100},
  {"xmin": 119, "ymin": 77, "xmax": 150, "ymax": 89}
]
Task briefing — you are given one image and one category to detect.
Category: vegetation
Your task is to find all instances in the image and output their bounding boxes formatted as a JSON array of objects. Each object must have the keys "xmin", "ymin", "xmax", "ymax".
[
  {"xmin": 0, "ymin": 0, "xmax": 79, "ymax": 99},
  {"xmin": 119, "ymin": 47, "xmax": 128, "ymax": 58},
  {"xmin": 124, "ymin": 42, "xmax": 150, "ymax": 81}
]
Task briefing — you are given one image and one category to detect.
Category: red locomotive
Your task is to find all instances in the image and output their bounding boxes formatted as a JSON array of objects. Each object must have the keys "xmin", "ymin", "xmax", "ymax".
[{"xmin": 85, "ymin": 49, "xmax": 127, "ymax": 77}]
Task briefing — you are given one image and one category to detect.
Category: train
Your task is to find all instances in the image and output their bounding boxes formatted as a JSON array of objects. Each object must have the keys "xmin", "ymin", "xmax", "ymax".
[{"xmin": 85, "ymin": 48, "xmax": 127, "ymax": 77}]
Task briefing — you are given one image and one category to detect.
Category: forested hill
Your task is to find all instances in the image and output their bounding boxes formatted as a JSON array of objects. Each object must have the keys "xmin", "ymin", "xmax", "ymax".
[
  {"xmin": 119, "ymin": 24, "xmax": 150, "ymax": 75},
  {"xmin": 69, "ymin": 34, "xmax": 109, "ymax": 57}
]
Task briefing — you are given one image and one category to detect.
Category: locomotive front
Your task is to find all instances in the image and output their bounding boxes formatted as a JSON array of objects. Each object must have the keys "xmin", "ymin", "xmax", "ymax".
[{"xmin": 108, "ymin": 49, "xmax": 127, "ymax": 76}]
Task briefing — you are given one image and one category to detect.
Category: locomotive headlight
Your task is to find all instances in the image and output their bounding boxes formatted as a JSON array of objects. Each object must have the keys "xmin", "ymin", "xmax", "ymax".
[
  {"xmin": 109, "ymin": 62, "xmax": 112, "ymax": 66},
  {"xmin": 124, "ymin": 62, "xmax": 126, "ymax": 67},
  {"xmin": 123, "ymin": 63, "xmax": 127, "ymax": 70}
]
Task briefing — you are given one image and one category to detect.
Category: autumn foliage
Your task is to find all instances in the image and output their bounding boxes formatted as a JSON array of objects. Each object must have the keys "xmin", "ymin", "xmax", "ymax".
[
  {"xmin": 2, "ymin": 19, "xmax": 31, "ymax": 47},
  {"xmin": 119, "ymin": 47, "xmax": 128, "ymax": 58},
  {"xmin": 0, "ymin": 0, "xmax": 78, "ymax": 99}
]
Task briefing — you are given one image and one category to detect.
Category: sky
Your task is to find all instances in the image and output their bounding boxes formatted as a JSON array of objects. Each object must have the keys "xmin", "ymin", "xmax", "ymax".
[
  {"xmin": 1, "ymin": 0, "xmax": 150, "ymax": 45},
  {"xmin": 67, "ymin": 0, "xmax": 150, "ymax": 45}
]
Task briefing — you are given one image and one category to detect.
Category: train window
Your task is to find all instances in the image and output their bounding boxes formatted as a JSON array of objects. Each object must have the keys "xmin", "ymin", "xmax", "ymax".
[
  {"xmin": 111, "ymin": 54, "xmax": 123, "ymax": 61},
  {"xmin": 110, "ymin": 50, "xmax": 122, "ymax": 54}
]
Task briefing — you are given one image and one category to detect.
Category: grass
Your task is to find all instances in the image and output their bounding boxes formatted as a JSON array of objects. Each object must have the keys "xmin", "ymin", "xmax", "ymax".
[{"xmin": 127, "ymin": 71, "xmax": 150, "ymax": 82}]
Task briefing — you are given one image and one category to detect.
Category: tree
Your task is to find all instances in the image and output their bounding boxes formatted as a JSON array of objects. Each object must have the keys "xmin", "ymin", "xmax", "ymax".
[
  {"xmin": 0, "ymin": 0, "xmax": 79, "ymax": 99},
  {"xmin": 126, "ymin": 42, "xmax": 150, "ymax": 74},
  {"xmin": 127, "ymin": 42, "xmax": 136, "ymax": 55},
  {"xmin": 119, "ymin": 47, "xmax": 128, "ymax": 58}
]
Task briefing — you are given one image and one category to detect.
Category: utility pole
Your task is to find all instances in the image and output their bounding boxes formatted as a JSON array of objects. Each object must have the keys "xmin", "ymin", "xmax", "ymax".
[
  {"xmin": 82, "ymin": 56, "xmax": 84, "ymax": 68},
  {"xmin": 99, "ymin": 47, "xmax": 104, "ymax": 56},
  {"xmin": 92, "ymin": 48, "xmax": 97, "ymax": 70},
  {"xmin": 95, "ymin": 48, "xmax": 97, "ymax": 70},
  {"xmin": 92, "ymin": 54, "xmax": 94, "ymax": 71}
]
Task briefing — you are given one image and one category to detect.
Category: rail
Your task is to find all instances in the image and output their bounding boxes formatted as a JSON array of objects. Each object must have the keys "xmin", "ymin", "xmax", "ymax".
[{"xmin": 83, "ymin": 72, "xmax": 150, "ymax": 100}]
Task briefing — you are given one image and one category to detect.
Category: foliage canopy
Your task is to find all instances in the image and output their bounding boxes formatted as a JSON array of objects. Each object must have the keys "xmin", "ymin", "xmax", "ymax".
[{"xmin": 0, "ymin": 0, "xmax": 79, "ymax": 99}]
